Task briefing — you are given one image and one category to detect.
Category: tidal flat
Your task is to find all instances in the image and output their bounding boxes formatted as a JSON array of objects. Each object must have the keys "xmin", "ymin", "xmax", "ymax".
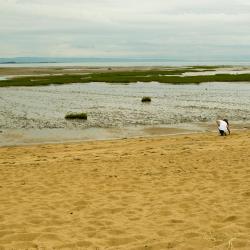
[{"xmin": 0, "ymin": 66, "xmax": 250, "ymax": 145}]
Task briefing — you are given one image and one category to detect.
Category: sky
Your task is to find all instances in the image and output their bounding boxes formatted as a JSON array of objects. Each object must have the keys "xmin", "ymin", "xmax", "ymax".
[{"xmin": 1, "ymin": 0, "xmax": 250, "ymax": 60}]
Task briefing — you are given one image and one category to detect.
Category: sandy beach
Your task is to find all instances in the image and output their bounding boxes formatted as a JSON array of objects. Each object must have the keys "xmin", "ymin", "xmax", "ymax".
[
  {"xmin": 0, "ymin": 131, "xmax": 249, "ymax": 249},
  {"xmin": 2, "ymin": 0, "xmax": 250, "ymax": 248}
]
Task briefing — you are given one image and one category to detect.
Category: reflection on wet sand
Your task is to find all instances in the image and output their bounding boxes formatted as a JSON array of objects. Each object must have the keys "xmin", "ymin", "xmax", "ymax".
[{"xmin": 0, "ymin": 122, "xmax": 249, "ymax": 146}]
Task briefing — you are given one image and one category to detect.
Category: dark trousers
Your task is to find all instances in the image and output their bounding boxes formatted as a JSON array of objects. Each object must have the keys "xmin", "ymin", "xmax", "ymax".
[{"xmin": 219, "ymin": 129, "xmax": 226, "ymax": 136}]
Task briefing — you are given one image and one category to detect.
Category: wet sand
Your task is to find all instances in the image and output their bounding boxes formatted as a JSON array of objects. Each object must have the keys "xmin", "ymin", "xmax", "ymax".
[
  {"xmin": 0, "ymin": 126, "xmax": 193, "ymax": 147},
  {"xmin": 0, "ymin": 121, "xmax": 249, "ymax": 147},
  {"xmin": 0, "ymin": 131, "xmax": 250, "ymax": 249},
  {"xmin": 0, "ymin": 66, "xmax": 169, "ymax": 76},
  {"xmin": 1, "ymin": 65, "xmax": 250, "ymax": 77}
]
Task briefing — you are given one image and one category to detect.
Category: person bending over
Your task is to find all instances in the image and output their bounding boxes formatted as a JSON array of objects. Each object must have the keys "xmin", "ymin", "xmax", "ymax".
[{"xmin": 216, "ymin": 119, "xmax": 230, "ymax": 136}]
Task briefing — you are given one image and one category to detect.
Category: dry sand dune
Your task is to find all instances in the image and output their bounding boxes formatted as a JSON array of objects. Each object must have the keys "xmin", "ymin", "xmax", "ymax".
[{"xmin": 0, "ymin": 131, "xmax": 250, "ymax": 249}]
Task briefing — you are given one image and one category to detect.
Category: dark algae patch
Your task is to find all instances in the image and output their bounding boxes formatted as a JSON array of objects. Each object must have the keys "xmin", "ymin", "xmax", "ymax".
[
  {"xmin": 1, "ymin": 67, "xmax": 250, "ymax": 87},
  {"xmin": 65, "ymin": 112, "xmax": 87, "ymax": 120},
  {"xmin": 141, "ymin": 96, "xmax": 151, "ymax": 102}
]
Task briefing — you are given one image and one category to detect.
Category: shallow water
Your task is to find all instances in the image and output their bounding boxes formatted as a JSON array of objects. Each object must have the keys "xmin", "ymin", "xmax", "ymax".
[
  {"xmin": 0, "ymin": 82, "xmax": 250, "ymax": 130},
  {"xmin": 0, "ymin": 125, "xmax": 205, "ymax": 146},
  {"xmin": 0, "ymin": 76, "xmax": 7, "ymax": 81},
  {"xmin": 182, "ymin": 70, "xmax": 250, "ymax": 76}
]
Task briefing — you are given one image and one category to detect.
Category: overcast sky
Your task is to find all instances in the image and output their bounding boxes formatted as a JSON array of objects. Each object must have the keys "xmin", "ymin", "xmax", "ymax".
[{"xmin": 1, "ymin": 0, "xmax": 250, "ymax": 59}]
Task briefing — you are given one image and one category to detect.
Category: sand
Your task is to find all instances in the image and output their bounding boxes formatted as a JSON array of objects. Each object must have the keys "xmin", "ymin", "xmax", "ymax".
[{"xmin": 0, "ymin": 131, "xmax": 250, "ymax": 249}]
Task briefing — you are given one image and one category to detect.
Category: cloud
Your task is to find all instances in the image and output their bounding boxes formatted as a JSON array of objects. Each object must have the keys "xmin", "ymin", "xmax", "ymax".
[{"xmin": 1, "ymin": 0, "xmax": 250, "ymax": 59}]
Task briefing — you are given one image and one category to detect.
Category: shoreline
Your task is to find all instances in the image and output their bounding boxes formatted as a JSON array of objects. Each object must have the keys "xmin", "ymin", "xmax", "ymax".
[
  {"xmin": 1, "ymin": 121, "xmax": 249, "ymax": 147},
  {"xmin": 0, "ymin": 129, "xmax": 206, "ymax": 148}
]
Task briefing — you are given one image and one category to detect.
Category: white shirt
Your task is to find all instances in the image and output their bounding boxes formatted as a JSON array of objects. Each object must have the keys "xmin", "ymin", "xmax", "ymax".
[{"xmin": 218, "ymin": 120, "xmax": 228, "ymax": 132}]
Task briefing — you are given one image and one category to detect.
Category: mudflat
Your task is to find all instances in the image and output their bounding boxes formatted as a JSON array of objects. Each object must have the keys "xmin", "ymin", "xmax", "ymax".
[
  {"xmin": 0, "ymin": 66, "xmax": 165, "ymax": 76},
  {"xmin": 0, "ymin": 131, "xmax": 250, "ymax": 249}
]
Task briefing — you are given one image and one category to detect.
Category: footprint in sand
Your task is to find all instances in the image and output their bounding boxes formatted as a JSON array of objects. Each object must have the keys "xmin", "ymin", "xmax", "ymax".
[
  {"xmin": 0, "ymin": 230, "xmax": 14, "ymax": 238},
  {"xmin": 107, "ymin": 236, "xmax": 136, "ymax": 246},
  {"xmin": 0, "ymin": 233, "xmax": 40, "ymax": 243},
  {"xmin": 37, "ymin": 233, "xmax": 62, "ymax": 244},
  {"xmin": 223, "ymin": 215, "xmax": 238, "ymax": 222}
]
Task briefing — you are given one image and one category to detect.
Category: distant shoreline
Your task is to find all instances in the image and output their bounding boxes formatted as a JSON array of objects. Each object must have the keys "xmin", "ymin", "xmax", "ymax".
[
  {"xmin": 0, "ymin": 61, "xmax": 58, "ymax": 64},
  {"xmin": 1, "ymin": 58, "xmax": 250, "ymax": 68}
]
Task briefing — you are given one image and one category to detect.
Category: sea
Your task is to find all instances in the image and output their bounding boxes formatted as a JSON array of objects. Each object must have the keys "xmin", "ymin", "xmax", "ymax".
[{"xmin": 1, "ymin": 57, "xmax": 250, "ymax": 67}]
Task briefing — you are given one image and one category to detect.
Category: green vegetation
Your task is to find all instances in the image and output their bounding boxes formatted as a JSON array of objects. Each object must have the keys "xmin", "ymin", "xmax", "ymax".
[
  {"xmin": 1, "ymin": 68, "xmax": 250, "ymax": 87},
  {"xmin": 65, "ymin": 112, "xmax": 87, "ymax": 120},
  {"xmin": 141, "ymin": 96, "xmax": 151, "ymax": 102}
]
